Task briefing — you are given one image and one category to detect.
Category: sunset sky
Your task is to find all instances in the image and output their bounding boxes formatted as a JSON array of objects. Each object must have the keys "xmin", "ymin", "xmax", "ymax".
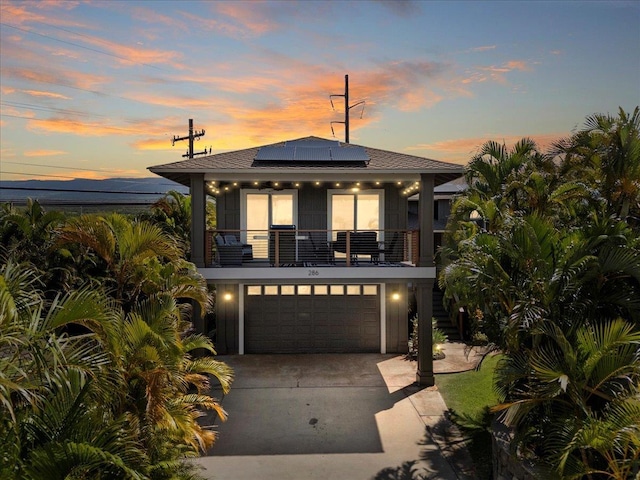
[{"xmin": 1, "ymin": 0, "xmax": 639, "ymax": 181}]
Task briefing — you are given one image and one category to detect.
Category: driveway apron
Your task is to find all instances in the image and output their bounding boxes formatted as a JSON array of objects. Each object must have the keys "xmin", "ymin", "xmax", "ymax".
[{"xmin": 196, "ymin": 353, "xmax": 477, "ymax": 479}]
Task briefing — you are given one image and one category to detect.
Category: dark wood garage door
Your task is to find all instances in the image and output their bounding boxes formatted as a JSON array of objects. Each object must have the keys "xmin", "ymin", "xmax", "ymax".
[{"xmin": 244, "ymin": 284, "xmax": 380, "ymax": 353}]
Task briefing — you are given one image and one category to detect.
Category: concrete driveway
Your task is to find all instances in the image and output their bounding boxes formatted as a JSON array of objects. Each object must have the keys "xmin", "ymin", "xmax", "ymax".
[{"xmin": 196, "ymin": 351, "xmax": 478, "ymax": 480}]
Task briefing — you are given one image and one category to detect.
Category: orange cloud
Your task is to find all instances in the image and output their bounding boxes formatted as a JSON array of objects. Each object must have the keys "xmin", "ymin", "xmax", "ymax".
[
  {"xmin": 396, "ymin": 87, "xmax": 443, "ymax": 112},
  {"xmin": 131, "ymin": 138, "xmax": 176, "ymax": 151},
  {"xmin": 505, "ymin": 60, "xmax": 531, "ymax": 71},
  {"xmin": 3, "ymin": 66, "xmax": 110, "ymax": 91},
  {"xmin": 469, "ymin": 60, "xmax": 532, "ymax": 85},
  {"xmin": 2, "ymin": 4, "xmax": 183, "ymax": 70},
  {"xmin": 408, "ymin": 133, "xmax": 566, "ymax": 164},
  {"xmin": 22, "ymin": 89, "xmax": 71, "ymax": 99},
  {"xmin": 455, "ymin": 45, "xmax": 497, "ymax": 56},
  {"xmin": 130, "ymin": 5, "xmax": 184, "ymax": 30},
  {"xmin": 211, "ymin": 2, "xmax": 281, "ymax": 36},
  {"xmin": 24, "ymin": 149, "xmax": 67, "ymax": 157},
  {"xmin": 0, "ymin": 148, "xmax": 17, "ymax": 158},
  {"xmin": 132, "ymin": 59, "xmax": 460, "ymax": 149},
  {"xmin": 178, "ymin": 11, "xmax": 246, "ymax": 38},
  {"xmin": 123, "ymin": 91, "xmax": 214, "ymax": 110},
  {"xmin": 0, "ymin": 1, "xmax": 86, "ymax": 28},
  {"xmin": 26, "ymin": 117, "xmax": 141, "ymax": 136}
]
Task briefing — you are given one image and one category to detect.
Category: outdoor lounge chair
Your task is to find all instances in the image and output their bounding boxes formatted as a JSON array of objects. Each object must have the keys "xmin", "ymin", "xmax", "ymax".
[
  {"xmin": 223, "ymin": 234, "xmax": 253, "ymax": 261},
  {"xmin": 215, "ymin": 234, "xmax": 243, "ymax": 266}
]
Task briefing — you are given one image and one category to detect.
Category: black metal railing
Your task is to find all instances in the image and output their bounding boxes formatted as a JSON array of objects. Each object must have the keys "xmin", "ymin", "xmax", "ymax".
[{"xmin": 206, "ymin": 228, "xmax": 418, "ymax": 267}]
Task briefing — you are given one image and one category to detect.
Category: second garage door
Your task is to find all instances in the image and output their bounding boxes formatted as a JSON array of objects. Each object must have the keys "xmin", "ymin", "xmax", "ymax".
[{"xmin": 244, "ymin": 284, "xmax": 380, "ymax": 353}]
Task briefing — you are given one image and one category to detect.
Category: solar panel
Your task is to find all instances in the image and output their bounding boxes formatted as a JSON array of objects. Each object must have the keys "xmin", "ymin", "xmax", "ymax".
[
  {"xmin": 286, "ymin": 140, "xmax": 340, "ymax": 148},
  {"xmin": 254, "ymin": 146, "xmax": 295, "ymax": 161},
  {"xmin": 294, "ymin": 147, "xmax": 331, "ymax": 161},
  {"xmin": 330, "ymin": 146, "xmax": 369, "ymax": 161},
  {"xmin": 254, "ymin": 140, "xmax": 369, "ymax": 164}
]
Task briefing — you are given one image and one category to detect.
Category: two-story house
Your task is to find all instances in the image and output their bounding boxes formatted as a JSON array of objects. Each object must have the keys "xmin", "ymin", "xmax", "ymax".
[{"xmin": 149, "ymin": 137, "xmax": 463, "ymax": 385}]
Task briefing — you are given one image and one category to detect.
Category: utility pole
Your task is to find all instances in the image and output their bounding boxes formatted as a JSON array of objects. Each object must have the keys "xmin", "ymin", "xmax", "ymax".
[
  {"xmin": 172, "ymin": 119, "xmax": 210, "ymax": 158},
  {"xmin": 330, "ymin": 74, "xmax": 365, "ymax": 143}
]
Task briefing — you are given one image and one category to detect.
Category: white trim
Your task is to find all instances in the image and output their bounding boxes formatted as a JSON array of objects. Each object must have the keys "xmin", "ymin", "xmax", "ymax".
[
  {"xmin": 380, "ymin": 283, "xmax": 386, "ymax": 354},
  {"xmin": 238, "ymin": 283, "xmax": 245, "ymax": 355}
]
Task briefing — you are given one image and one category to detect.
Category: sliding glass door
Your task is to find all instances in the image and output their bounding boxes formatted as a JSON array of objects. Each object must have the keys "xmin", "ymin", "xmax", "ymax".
[
  {"xmin": 330, "ymin": 191, "xmax": 382, "ymax": 238},
  {"xmin": 243, "ymin": 191, "xmax": 296, "ymax": 259}
]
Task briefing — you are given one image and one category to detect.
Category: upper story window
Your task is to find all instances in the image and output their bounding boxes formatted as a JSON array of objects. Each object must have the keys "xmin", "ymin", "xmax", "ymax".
[
  {"xmin": 241, "ymin": 190, "xmax": 298, "ymax": 258},
  {"xmin": 328, "ymin": 190, "xmax": 384, "ymax": 240}
]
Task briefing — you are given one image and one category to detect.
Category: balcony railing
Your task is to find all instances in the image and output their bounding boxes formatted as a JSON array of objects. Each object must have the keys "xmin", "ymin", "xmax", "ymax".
[{"xmin": 205, "ymin": 228, "xmax": 419, "ymax": 268}]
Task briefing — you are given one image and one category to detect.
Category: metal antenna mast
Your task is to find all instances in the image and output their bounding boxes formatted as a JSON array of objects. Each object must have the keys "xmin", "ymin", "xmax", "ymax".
[
  {"xmin": 330, "ymin": 74, "xmax": 365, "ymax": 143},
  {"xmin": 172, "ymin": 119, "xmax": 210, "ymax": 158}
]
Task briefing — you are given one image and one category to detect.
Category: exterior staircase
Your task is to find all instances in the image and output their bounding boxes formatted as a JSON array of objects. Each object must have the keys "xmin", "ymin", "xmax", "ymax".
[{"xmin": 433, "ymin": 286, "xmax": 462, "ymax": 342}]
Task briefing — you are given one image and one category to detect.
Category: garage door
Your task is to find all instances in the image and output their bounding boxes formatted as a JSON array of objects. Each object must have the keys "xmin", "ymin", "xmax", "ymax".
[{"xmin": 244, "ymin": 284, "xmax": 380, "ymax": 353}]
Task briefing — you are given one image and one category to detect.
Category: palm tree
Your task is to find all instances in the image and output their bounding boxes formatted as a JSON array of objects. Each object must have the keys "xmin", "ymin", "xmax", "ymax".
[
  {"xmin": 553, "ymin": 107, "xmax": 640, "ymax": 221},
  {"xmin": 493, "ymin": 318, "xmax": 640, "ymax": 478},
  {"xmin": 1, "ymin": 259, "xmax": 232, "ymax": 479},
  {"xmin": 0, "ymin": 199, "xmax": 70, "ymax": 293},
  {"xmin": 440, "ymin": 111, "xmax": 640, "ymax": 478},
  {"xmin": 56, "ymin": 213, "xmax": 185, "ymax": 307},
  {"xmin": 145, "ymin": 190, "xmax": 217, "ymax": 258},
  {"xmin": 115, "ymin": 292, "xmax": 232, "ymax": 457},
  {"xmin": 0, "ymin": 261, "xmax": 147, "ymax": 479},
  {"xmin": 149, "ymin": 190, "xmax": 193, "ymax": 249}
]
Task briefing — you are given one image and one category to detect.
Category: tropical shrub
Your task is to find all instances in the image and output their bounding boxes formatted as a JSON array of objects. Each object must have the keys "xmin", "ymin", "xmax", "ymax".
[
  {"xmin": 407, "ymin": 315, "xmax": 448, "ymax": 359},
  {"xmin": 0, "ymin": 260, "xmax": 232, "ymax": 480},
  {"xmin": 0, "ymin": 205, "xmax": 233, "ymax": 480},
  {"xmin": 439, "ymin": 107, "xmax": 640, "ymax": 478}
]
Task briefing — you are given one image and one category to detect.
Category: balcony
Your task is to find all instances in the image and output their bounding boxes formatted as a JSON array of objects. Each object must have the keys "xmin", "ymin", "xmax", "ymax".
[{"xmin": 205, "ymin": 229, "xmax": 420, "ymax": 268}]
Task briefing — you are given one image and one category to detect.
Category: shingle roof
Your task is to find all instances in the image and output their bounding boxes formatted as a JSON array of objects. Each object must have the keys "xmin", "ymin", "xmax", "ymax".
[{"xmin": 148, "ymin": 136, "xmax": 463, "ymax": 186}]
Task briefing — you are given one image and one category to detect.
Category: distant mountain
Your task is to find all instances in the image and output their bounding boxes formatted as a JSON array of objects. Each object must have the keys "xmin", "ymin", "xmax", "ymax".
[{"xmin": 0, "ymin": 177, "xmax": 189, "ymax": 205}]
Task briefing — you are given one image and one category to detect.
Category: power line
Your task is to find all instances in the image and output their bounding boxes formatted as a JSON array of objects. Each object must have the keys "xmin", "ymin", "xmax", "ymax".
[
  {"xmin": 1, "ymin": 162, "xmax": 184, "ymax": 187},
  {"xmin": 0, "ymin": 22, "xmax": 168, "ymax": 72},
  {"xmin": 1, "ymin": 100, "xmax": 107, "ymax": 118},
  {"xmin": 2, "ymin": 170, "xmax": 79, "ymax": 180},
  {"xmin": 0, "ymin": 186, "xmax": 182, "ymax": 195},
  {"xmin": 4, "ymin": 78, "xmax": 123, "ymax": 101},
  {"xmin": 0, "ymin": 113, "xmax": 142, "ymax": 134},
  {"xmin": 2, "ymin": 161, "xmax": 113, "ymax": 172}
]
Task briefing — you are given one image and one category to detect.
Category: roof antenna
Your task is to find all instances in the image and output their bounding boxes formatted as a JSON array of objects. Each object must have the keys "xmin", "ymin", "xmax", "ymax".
[{"xmin": 329, "ymin": 74, "xmax": 365, "ymax": 143}]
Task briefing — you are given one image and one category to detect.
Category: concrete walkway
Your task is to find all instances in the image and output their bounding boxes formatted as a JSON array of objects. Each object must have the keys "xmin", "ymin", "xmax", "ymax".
[{"xmin": 196, "ymin": 343, "xmax": 485, "ymax": 480}]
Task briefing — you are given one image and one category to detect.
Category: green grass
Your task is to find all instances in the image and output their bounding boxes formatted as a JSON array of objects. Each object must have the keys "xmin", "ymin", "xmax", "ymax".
[
  {"xmin": 436, "ymin": 353, "xmax": 501, "ymax": 418},
  {"xmin": 435, "ymin": 353, "xmax": 502, "ymax": 480}
]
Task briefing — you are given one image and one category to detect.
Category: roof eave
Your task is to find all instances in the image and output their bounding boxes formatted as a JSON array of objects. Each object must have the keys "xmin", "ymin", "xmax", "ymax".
[{"xmin": 149, "ymin": 167, "xmax": 463, "ymax": 188}]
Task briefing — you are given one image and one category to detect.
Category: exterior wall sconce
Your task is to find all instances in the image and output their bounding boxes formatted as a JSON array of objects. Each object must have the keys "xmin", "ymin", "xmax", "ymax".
[
  {"xmin": 391, "ymin": 291, "xmax": 400, "ymax": 301},
  {"xmin": 223, "ymin": 292, "xmax": 233, "ymax": 302}
]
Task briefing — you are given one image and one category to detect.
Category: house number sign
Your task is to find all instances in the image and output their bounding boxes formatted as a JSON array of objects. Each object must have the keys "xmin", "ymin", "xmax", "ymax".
[{"xmin": 308, "ymin": 269, "xmax": 320, "ymax": 276}]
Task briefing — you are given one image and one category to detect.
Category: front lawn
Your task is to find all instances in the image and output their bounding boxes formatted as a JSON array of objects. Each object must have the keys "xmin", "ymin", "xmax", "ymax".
[{"xmin": 436, "ymin": 353, "xmax": 501, "ymax": 479}]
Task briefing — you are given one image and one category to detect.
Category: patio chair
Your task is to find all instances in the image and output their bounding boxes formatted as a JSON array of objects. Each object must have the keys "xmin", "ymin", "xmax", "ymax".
[
  {"xmin": 352, "ymin": 231, "xmax": 379, "ymax": 263},
  {"xmin": 215, "ymin": 234, "xmax": 243, "ymax": 266},
  {"xmin": 307, "ymin": 231, "xmax": 332, "ymax": 264},
  {"xmin": 223, "ymin": 234, "xmax": 253, "ymax": 261},
  {"xmin": 378, "ymin": 231, "xmax": 401, "ymax": 263}
]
